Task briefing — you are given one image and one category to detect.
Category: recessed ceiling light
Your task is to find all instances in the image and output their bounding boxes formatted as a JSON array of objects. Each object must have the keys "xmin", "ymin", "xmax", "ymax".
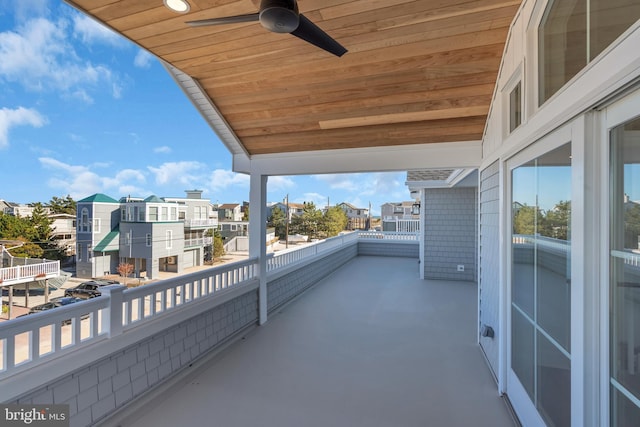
[{"xmin": 164, "ymin": 0, "xmax": 190, "ymax": 13}]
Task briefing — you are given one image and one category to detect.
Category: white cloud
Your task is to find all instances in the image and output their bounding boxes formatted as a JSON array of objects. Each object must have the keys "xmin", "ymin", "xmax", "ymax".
[
  {"xmin": 0, "ymin": 17, "xmax": 120, "ymax": 101},
  {"xmin": 312, "ymin": 173, "xmax": 360, "ymax": 191},
  {"xmin": 0, "ymin": 106, "xmax": 47, "ymax": 148},
  {"xmin": 39, "ymin": 157, "xmax": 148, "ymax": 199},
  {"xmin": 148, "ymin": 161, "xmax": 207, "ymax": 187},
  {"xmin": 134, "ymin": 50, "xmax": 154, "ymax": 68},
  {"xmin": 71, "ymin": 13, "xmax": 123, "ymax": 47},
  {"xmin": 297, "ymin": 192, "xmax": 328, "ymax": 207},
  {"xmin": 268, "ymin": 175, "xmax": 295, "ymax": 192},
  {"xmin": 210, "ymin": 169, "xmax": 250, "ymax": 191},
  {"xmin": 154, "ymin": 146, "xmax": 172, "ymax": 154}
]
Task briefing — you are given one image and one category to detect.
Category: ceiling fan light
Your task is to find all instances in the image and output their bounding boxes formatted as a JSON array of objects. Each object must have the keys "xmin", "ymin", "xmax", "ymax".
[{"xmin": 164, "ymin": 0, "xmax": 190, "ymax": 13}]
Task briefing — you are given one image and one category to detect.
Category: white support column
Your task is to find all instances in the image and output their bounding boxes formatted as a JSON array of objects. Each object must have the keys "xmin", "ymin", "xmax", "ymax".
[
  {"xmin": 249, "ymin": 173, "xmax": 268, "ymax": 325},
  {"xmin": 419, "ymin": 188, "xmax": 426, "ymax": 280}
]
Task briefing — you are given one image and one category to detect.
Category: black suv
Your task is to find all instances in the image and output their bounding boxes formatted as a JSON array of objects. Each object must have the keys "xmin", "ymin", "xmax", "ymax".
[{"xmin": 64, "ymin": 280, "xmax": 119, "ymax": 299}]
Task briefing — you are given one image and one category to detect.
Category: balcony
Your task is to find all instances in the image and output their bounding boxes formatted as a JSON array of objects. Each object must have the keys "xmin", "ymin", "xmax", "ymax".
[
  {"xmin": 183, "ymin": 219, "xmax": 218, "ymax": 229},
  {"xmin": 0, "ymin": 235, "xmax": 514, "ymax": 426}
]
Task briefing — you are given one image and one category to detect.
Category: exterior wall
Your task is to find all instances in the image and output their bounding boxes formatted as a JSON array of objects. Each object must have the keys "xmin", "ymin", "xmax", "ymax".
[
  {"xmin": 77, "ymin": 202, "xmax": 120, "ymax": 279},
  {"xmin": 423, "ymin": 187, "xmax": 477, "ymax": 281},
  {"xmin": 478, "ymin": 161, "xmax": 501, "ymax": 379}
]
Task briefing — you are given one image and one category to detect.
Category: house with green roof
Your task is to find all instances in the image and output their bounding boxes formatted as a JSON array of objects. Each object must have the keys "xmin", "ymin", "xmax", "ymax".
[{"xmin": 76, "ymin": 191, "xmax": 217, "ymax": 280}]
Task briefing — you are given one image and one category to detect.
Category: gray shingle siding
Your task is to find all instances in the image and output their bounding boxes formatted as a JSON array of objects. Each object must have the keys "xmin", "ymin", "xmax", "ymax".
[
  {"xmin": 423, "ymin": 187, "xmax": 478, "ymax": 281},
  {"xmin": 479, "ymin": 161, "xmax": 500, "ymax": 379}
]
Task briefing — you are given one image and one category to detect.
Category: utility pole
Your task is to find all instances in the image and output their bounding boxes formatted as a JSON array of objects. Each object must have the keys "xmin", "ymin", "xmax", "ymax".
[{"xmin": 285, "ymin": 194, "xmax": 289, "ymax": 249}]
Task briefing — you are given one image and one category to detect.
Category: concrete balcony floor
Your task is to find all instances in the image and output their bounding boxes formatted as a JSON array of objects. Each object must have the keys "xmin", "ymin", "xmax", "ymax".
[{"xmin": 118, "ymin": 256, "xmax": 517, "ymax": 427}]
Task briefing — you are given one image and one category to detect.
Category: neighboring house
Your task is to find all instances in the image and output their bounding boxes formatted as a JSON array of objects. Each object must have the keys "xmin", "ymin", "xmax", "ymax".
[
  {"xmin": 216, "ymin": 203, "xmax": 243, "ymax": 222},
  {"xmin": 49, "ymin": 213, "xmax": 76, "ymax": 256},
  {"xmin": 337, "ymin": 202, "xmax": 369, "ymax": 230},
  {"xmin": 2, "ymin": 203, "xmax": 51, "ymax": 217},
  {"xmin": 267, "ymin": 201, "xmax": 305, "ymax": 221},
  {"xmin": 217, "ymin": 221, "xmax": 249, "ymax": 241},
  {"xmin": 76, "ymin": 191, "xmax": 215, "ymax": 280},
  {"xmin": 380, "ymin": 201, "xmax": 419, "ymax": 232}
]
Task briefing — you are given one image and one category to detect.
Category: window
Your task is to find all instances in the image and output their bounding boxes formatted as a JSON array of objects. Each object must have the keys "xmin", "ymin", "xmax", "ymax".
[
  {"xmin": 538, "ymin": 0, "xmax": 640, "ymax": 105},
  {"xmin": 511, "ymin": 143, "xmax": 572, "ymax": 427},
  {"xmin": 138, "ymin": 208, "xmax": 145, "ymax": 222},
  {"xmin": 77, "ymin": 243, "xmax": 83, "ymax": 261},
  {"xmin": 79, "ymin": 208, "xmax": 90, "ymax": 233},
  {"xmin": 166, "ymin": 230, "xmax": 173, "ymax": 249},
  {"xmin": 121, "ymin": 208, "xmax": 126, "ymax": 221},
  {"xmin": 161, "ymin": 207, "xmax": 168, "ymax": 221},
  {"xmin": 146, "ymin": 233, "xmax": 152, "ymax": 247},
  {"xmin": 171, "ymin": 207, "xmax": 177, "ymax": 221},
  {"xmin": 149, "ymin": 206, "xmax": 158, "ymax": 221},
  {"xmin": 510, "ymin": 81, "xmax": 522, "ymax": 133},
  {"xmin": 92, "ymin": 218, "xmax": 101, "ymax": 234},
  {"xmin": 609, "ymin": 116, "xmax": 640, "ymax": 426}
]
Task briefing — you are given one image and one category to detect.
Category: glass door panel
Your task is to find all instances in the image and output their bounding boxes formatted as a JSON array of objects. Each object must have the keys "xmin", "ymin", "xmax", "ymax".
[
  {"xmin": 610, "ymin": 116, "xmax": 640, "ymax": 427},
  {"xmin": 511, "ymin": 143, "xmax": 572, "ymax": 427}
]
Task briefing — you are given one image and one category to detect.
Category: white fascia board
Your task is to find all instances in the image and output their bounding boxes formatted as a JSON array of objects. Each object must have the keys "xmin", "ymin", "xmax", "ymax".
[
  {"xmin": 233, "ymin": 140, "xmax": 482, "ymax": 176},
  {"xmin": 162, "ymin": 62, "xmax": 249, "ymax": 160},
  {"xmin": 405, "ymin": 168, "xmax": 477, "ymax": 190}
]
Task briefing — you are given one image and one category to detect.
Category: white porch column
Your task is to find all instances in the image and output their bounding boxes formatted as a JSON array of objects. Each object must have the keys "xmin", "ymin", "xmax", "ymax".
[
  {"xmin": 419, "ymin": 188, "xmax": 426, "ymax": 280},
  {"xmin": 249, "ymin": 173, "xmax": 268, "ymax": 325}
]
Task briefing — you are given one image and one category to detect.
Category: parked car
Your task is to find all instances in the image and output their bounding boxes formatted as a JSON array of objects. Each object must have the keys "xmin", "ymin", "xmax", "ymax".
[
  {"xmin": 28, "ymin": 296, "xmax": 82, "ymax": 313},
  {"xmin": 64, "ymin": 280, "xmax": 120, "ymax": 299},
  {"xmin": 19, "ymin": 296, "xmax": 87, "ymax": 325}
]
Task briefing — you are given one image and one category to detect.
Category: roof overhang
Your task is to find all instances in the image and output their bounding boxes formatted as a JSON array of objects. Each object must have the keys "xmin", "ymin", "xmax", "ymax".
[{"xmin": 65, "ymin": 0, "xmax": 522, "ymax": 175}]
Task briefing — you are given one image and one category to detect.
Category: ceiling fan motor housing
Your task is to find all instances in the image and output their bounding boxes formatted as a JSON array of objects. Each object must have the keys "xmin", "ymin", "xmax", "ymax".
[{"xmin": 259, "ymin": 0, "xmax": 300, "ymax": 33}]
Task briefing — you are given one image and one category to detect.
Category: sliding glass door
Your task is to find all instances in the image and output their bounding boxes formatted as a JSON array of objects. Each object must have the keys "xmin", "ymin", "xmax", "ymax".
[
  {"xmin": 510, "ymin": 143, "xmax": 572, "ymax": 427},
  {"xmin": 609, "ymin": 116, "xmax": 640, "ymax": 427}
]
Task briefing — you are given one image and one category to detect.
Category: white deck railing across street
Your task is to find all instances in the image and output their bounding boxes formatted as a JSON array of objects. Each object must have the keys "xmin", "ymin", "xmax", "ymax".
[
  {"xmin": 0, "ymin": 260, "xmax": 60, "ymax": 285},
  {"xmin": 358, "ymin": 230, "xmax": 419, "ymax": 241},
  {"xmin": 0, "ymin": 231, "xmax": 416, "ymax": 381}
]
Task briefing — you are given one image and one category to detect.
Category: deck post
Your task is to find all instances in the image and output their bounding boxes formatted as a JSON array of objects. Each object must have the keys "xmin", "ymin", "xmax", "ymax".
[{"xmin": 249, "ymin": 173, "xmax": 268, "ymax": 325}]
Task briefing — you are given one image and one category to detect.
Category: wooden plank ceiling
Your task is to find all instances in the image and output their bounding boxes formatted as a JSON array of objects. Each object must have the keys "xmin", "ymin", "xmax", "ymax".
[{"xmin": 66, "ymin": 0, "xmax": 521, "ymax": 156}]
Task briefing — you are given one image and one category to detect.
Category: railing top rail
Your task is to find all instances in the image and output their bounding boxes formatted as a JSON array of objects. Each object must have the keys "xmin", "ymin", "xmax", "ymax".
[{"xmin": 0, "ymin": 297, "xmax": 107, "ymax": 338}]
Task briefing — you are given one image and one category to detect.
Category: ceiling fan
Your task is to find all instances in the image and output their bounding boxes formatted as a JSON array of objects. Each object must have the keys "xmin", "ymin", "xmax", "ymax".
[{"xmin": 185, "ymin": 0, "xmax": 347, "ymax": 57}]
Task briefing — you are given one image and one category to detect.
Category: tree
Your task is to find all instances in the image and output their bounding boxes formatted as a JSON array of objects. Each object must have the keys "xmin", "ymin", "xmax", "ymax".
[
  {"xmin": 546, "ymin": 200, "xmax": 570, "ymax": 240},
  {"xmin": 320, "ymin": 206, "xmax": 348, "ymax": 238},
  {"xmin": 268, "ymin": 206, "xmax": 287, "ymax": 239},
  {"xmin": 625, "ymin": 204, "xmax": 640, "ymax": 249},
  {"xmin": 290, "ymin": 202, "xmax": 322, "ymax": 239},
  {"xmin": 213, "ymin": 230, "xmax": 225, "ymax": 259},
  {"xmin": 7, "ymin": 239, "xmax": 44, "ymax": 258},
  {"xmin": 29, "ymin": 203, "xmax": 53, "ymax": 243},
  {"xmin": 513, "ymin": 204, "xmax": 548, "ymax": 236},
  {"xmin": 117, "ymin": 262, "xmax": 134, "ymax": 286},
  {"xmin": 0, "ymin": 213, "xmax": 33, "ymax": 240},
  {"xmin": 49, "ymin": 195, "xmax": 76, "ymax": 215}
]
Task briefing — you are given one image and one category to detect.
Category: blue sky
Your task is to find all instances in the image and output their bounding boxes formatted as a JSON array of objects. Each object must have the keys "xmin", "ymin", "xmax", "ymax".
[{"xmin": 0, "ymin": 0, "xmax": 410, "ymax": 215}]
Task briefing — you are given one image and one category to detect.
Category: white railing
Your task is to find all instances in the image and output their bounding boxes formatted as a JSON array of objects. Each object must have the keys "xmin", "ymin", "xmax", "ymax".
[
  {"xmin": 0, "ymin": 258, "xmax": 258, "ymax": 379},
  {"xmin": 184, "ymin": 219, "xmax": 218, "ymax": 227},
  {"xmin": 0, "ymin": 296, "xmax": 108, "ymax": 377},
  {"xmin": 120, "ymin": 258, "xmax": 257, "ymax": 330},
  {"xmin": 512, "ymin": 234, "xmax": 569, "ymax": 255},
  {"xmin": 358, "ymin": 231, "xmax": 419, "ymax": 241},
  {"xmin": 184, "ymin": 236, "xmax": 213, "ymax": 247},
  {"xmin": 611, "ymin": 249, "xmax": 640, "ymax": 267},
  {"xmin": 0, "ymin": 231, "xmax": 415, "ymax": 380},
  {"xmin": 0, "ymin": 261, "xmax": 60, "ymax": 285},
  {"xmin": 266, "ymin": 232, "xmax": 360, "ymax": 272}
]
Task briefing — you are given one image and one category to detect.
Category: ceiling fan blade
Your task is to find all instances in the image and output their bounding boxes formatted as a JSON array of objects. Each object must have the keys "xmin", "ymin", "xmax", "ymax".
[
  {"xmin": 186, "ymin": 13, "xmax": 260, "ymax": 27},
  {"xmin": 291, "ymin": 14, "xmax": 347, "ymax": 57}
]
